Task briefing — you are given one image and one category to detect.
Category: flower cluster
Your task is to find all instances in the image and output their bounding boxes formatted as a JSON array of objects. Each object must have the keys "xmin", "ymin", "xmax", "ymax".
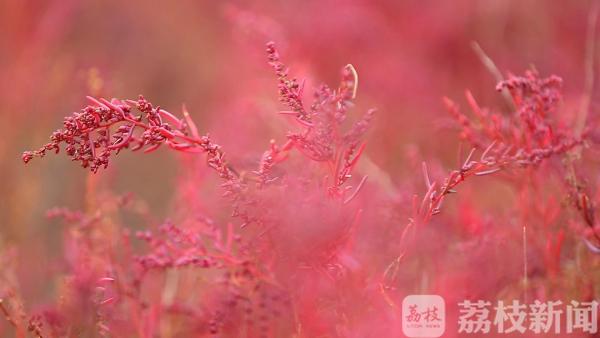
[
  {"xmin": 445, "ymin": 71, "xmax": 583, "ymax": 157},
  {"xmin": 417, "ymin": 71, "xmax": 586, "ymax": 224},
  {"xmin": 265, "ymin": 42, "xmax": 374, "ymax": 198},
  {"xmin": 22, "ymin": 95, "xmax": 237, "ymax": 177}
]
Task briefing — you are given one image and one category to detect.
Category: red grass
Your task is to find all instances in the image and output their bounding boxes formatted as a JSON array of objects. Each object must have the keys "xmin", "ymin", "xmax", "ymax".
[{"xmin": 11, "ymin": 12, "xmax": 600, "ymax": 336}]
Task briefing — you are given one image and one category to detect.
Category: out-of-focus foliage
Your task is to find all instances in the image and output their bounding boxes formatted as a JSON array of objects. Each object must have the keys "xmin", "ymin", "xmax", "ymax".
[{"xmin": 3, "ymin": 1, "xmax": 600, "ymax": 337}]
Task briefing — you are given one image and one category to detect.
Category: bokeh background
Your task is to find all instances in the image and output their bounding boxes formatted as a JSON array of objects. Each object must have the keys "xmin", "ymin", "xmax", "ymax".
[{"xmin": 1, "ymin": 0, "xmax": 599, "ymax": 336}]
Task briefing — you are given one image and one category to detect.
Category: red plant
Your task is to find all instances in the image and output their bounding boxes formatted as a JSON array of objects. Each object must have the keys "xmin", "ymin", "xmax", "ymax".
[
  {"xmin": 17, "ymin": 42, "xmax": 379, "ymax": 337},
  {"xmin": 23, "ymin": 42, "xmax": 373, "ymax": 226},
  {"xmin": 21, "ymin": 95, "xmax": 234, "ymax": 175},
  {"xmin": 15, "ymin": 32, "xmax": 600, "ymax": 337},
  {"xmin": 8, "ymin": 2, "xmax": 600, "ymax": 338},
  {"xmin": 416, "ymin": 71, "xmax": 587, "ymax": 225}
]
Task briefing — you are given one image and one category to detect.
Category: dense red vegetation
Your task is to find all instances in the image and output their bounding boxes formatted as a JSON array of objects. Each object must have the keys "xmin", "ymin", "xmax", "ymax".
[{"xmin": 4, "ymin": 1, "xmax": 600, "ymax": 337}]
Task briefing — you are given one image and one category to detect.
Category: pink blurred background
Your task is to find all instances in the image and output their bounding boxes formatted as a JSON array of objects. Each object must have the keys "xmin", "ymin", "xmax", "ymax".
[{"xmin": 1, "ymin": 1, "xmax": 599, "ymax": 336}]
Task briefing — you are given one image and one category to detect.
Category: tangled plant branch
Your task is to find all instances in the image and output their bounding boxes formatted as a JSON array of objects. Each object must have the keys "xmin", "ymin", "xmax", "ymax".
[
  {"xmin": 416, "ymin": 71, "xmax": 587, "ymax": 223},
  {"xmin": 23, "ymin": 42, "xmax": 374, "ymax": 227}
]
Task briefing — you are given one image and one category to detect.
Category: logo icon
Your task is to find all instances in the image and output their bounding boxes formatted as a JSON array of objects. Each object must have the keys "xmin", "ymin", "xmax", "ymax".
[{"xmin": 402, "ymin": 295, "xmax": 445, "ymax": 337}]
